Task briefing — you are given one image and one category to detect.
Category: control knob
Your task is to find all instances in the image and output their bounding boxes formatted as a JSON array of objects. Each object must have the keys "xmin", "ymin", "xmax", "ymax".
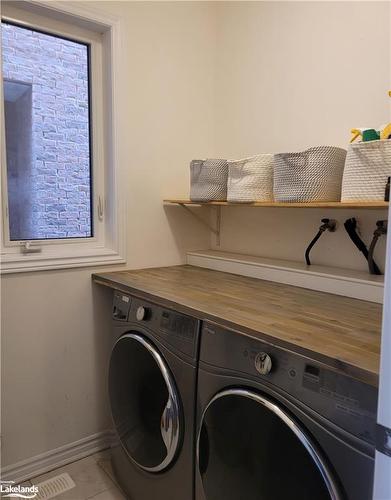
[
  {"xmin": 255, "ymin": 352, "xmax": 272, "ymax": 375},
  {"xmin": 136, "ymin": 306, "xmax": 150, "ymax": 321}
]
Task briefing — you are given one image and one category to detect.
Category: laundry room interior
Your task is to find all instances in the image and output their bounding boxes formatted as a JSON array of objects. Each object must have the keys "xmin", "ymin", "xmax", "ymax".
[{"xmin": 1, "ymin": 1, "xmax": 391, "ymax": 499}]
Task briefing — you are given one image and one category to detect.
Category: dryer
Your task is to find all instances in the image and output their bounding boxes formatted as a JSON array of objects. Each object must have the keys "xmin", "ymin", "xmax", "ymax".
[
  {"xmin": 108, "ymin": 290, "xmax": 200, "ymax": 500},
  {"xmin": 196, "ymin": 323, "xmax": 377, "ymax": 500}
]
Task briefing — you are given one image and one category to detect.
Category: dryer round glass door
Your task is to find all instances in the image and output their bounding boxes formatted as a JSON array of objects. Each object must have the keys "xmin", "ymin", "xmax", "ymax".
[
  {"xmin": 109, "ymin": 333, "xmax": 182, "ymax": 472},
  {"xmin": 197, "ymin": 389, "xmax": 342, "ymax": 500}
]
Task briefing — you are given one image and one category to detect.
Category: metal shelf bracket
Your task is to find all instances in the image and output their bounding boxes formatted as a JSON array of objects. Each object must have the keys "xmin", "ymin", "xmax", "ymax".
[{"xmin": 178, "ymin": 203, "xmax": 221, "ymax": 246}]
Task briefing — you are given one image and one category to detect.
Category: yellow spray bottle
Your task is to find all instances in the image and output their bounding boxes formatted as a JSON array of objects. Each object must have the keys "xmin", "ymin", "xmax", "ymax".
[
  {"xmin": 351, "ymin": 91, "xmax": 391, "ymax": 142},
  {"xmin": 380, "ymin": 91, "xmax": 391, "ymax": 140}
]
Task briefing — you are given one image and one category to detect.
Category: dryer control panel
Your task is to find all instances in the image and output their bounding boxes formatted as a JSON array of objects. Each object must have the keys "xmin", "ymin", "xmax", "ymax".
[{"xmin": 200, "ymin": 323, "xmax": 378, "ymax": 446}]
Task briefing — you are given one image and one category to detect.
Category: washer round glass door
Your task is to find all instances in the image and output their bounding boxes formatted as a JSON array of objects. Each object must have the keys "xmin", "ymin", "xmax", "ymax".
[
  {"xmin": 109, "ymin": 333, "xmax": 181, "ymax": 472},
  {"xmin": 198, "ymin": 389, "xmax": 342, "ymax": 500}
]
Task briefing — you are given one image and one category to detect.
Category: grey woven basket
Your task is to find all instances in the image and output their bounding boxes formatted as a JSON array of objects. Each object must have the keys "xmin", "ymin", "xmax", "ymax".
[
  {"xmin": 227, "ymin": 154, "xmax": 274, "ymax": 202},
  {"xmin": 190, "ymin": 159, "xmax": 228, "ymax": 201},
  {"xmin": 273, "ymin": 146, "xmax": 347, "ymax": 203},
  {"xmin": 341, "ymin": 140, "xmax": 391, "ymax": 201}
]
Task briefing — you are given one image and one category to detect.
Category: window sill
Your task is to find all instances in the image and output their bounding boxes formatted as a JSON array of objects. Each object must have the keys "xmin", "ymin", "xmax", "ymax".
[{"xmin": 1, "ymin": 247, "xmax": 126, "ymax": 274}]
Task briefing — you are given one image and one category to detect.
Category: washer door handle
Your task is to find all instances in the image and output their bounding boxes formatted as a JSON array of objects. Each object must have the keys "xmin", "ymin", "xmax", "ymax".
[
  {"xmin": 110, "ymin": 333, "xmax": 182, "ymax": 472},
  {"xmin": 161, "ymin": 397, "xmax": 179, "ymax": 462}
]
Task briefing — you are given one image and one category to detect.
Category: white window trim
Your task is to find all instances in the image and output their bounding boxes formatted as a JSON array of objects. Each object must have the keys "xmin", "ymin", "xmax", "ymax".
[{"xmin": 0, "ymin": 1, "xmax": 126, "ymax": 273}]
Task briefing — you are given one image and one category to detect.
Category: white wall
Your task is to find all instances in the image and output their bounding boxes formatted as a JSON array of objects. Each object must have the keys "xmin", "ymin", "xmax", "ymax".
[
  {"xmin": 1, "ymin": 0, "xmax": 214, "ymax": 468},
  {"xmin": 1, "ymin": 0, "xmax": 391, "ymax": 471},
  {"xmin": 212, "ymin": 1, "xmax": 390, "ymax": 271}
]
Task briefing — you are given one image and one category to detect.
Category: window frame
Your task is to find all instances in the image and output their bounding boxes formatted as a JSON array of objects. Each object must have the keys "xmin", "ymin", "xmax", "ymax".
[
  {"xmin": 2, "ymin": 18, "xmax": 96, "ymax": 246},
  {"xmin": 0, "ymin": 1, "xmax": 126, "ymax": 273}
]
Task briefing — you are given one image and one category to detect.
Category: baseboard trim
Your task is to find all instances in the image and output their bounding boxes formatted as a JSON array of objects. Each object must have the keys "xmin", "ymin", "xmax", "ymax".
[
  {"xmin": 1, "ymin": 430, "xmax": 115, "ymax": 484},
  {"xmin": 187, "ymin": 250, "xmax": 384, "ymax": 303}
]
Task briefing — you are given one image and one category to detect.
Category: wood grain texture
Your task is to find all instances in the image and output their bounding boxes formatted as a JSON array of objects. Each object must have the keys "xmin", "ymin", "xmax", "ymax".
[{"xmin": 92, "ymin": 265, "xmax": 382, "ymax": 386}]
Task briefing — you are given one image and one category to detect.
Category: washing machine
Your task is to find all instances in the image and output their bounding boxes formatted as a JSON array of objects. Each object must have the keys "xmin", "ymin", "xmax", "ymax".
[
  {"xmin": 196, "ymin": 323, "xmax": 378, "ymax": 500},
  {"xmin": 108, "ymin": 290, "xmax": 200, "ymax": 500}
]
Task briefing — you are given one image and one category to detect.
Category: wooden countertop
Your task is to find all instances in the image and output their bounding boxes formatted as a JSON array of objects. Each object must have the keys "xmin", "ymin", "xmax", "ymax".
[{"xmin": 92, "ymin": 265, "xmax": 382, "ymax": 386}]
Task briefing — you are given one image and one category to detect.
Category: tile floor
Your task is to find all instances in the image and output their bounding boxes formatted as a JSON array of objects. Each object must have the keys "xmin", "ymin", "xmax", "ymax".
[{"xmin": 23, "ymin": 450, "xmax": 126, "ymax": 500}]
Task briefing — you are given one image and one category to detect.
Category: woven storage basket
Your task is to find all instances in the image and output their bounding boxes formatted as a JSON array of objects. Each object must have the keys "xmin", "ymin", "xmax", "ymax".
[
  {"xmin": 273, "ymin": 146, "xmax": 347, "ymax": 202},
  {"xmin": 190, "ymin": 158, "xmax": 228, "ymax": 201},
  {"xmin": 341, "ymin": 140, "xmax": 391, "ymax": 201},
  {"xmin": 227, "ymin": 154, "xmax": 274, "ymax": 202}
]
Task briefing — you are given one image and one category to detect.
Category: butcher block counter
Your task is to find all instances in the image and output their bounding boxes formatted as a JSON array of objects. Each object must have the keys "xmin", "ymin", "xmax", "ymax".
[{"xmin": 92, "ymin": 265, "xmax": 382, "ymax": 387}]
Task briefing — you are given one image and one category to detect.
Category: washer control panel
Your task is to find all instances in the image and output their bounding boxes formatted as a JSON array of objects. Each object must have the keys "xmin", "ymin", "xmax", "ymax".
[
  {"xmin": 201, "ymin": 323, "xmax": 378, "ymax": 445},
  {"xmin": 160, "ymin": 310, "xmax": 197, "ymax": 340},
  {"xmin": 112, "ymin": 292, "xmax": 200, "ymax": 361}
]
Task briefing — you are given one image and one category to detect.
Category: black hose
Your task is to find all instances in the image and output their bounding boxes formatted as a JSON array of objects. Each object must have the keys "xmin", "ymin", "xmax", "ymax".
[
  {"xmin": 305, "ymin": 229, "xmax": 325, "ymax": 266},
  {"xmin": 344, "ymin": 218, "xmax": 369, "ymax": 259},
  {"xmin": 305, "ymin": 219, "xmax": 336, "ymax": 266},
  {"xmin": 368, "ymin": 234, "xmax": 381, "ymax": 275},
  {"xmin": 344, "ymin": 218, "xmax": 381, "ymax": 275},
  {"xmin": 368, "ymin": 220, "xmax": 387, "ymax": 275}
]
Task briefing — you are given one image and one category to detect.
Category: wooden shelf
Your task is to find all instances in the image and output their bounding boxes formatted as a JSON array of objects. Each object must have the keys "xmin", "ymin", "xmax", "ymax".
[{"xmin": 164, "ymin": 199, "xmax": 389, "ymax": 209}]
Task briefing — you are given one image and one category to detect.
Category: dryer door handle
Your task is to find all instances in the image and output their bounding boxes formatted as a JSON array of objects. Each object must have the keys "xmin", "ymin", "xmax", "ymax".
[{"xmin": 161, "ymin": 397, "xmax": 180, "ymax": 462}]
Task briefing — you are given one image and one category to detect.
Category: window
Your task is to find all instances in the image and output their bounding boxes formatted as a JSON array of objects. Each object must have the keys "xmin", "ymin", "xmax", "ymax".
[
  {"xmin": 2, "ymin": 22, "xmax": 92, "ymax": 241},
  {"xmin": 1, "ymin": 2, "xmax": 125, "ymax": 272}
]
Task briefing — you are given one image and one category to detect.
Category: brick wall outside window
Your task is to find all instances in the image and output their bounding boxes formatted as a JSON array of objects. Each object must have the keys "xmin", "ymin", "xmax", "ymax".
[{"xmin": 2, "ymin": 23, "xmax": 91, "ymax": 239}]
